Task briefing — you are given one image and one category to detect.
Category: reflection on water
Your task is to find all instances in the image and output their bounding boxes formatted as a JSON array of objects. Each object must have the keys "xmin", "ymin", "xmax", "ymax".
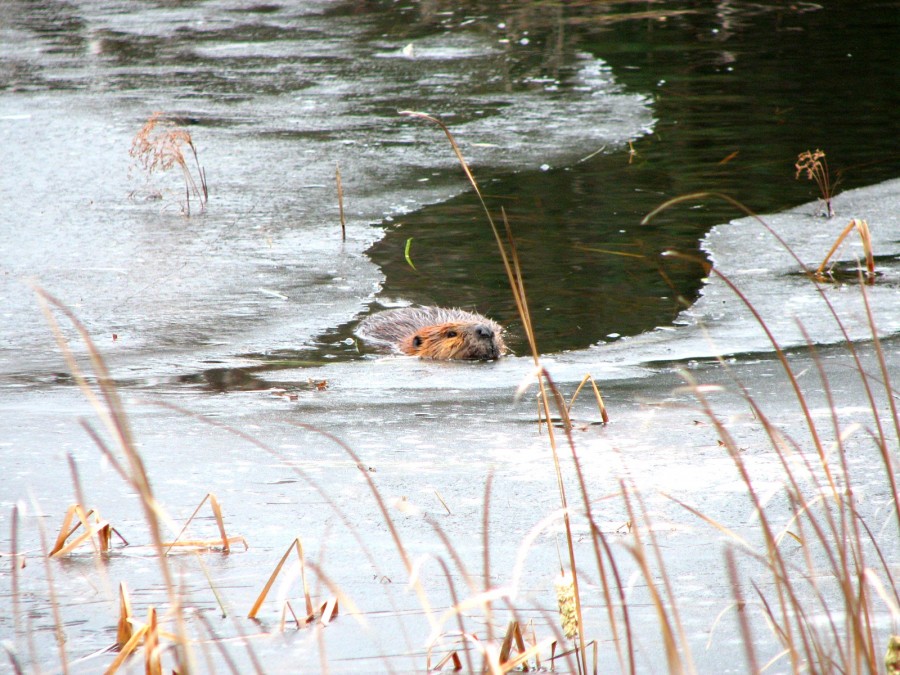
[
  {"xmin": 2, "ymin": 0, "xmax": 899, "ymax": 379},
  {"xmin": 364, "ymin": 0, "xmax": 900, "ymax": 354}
]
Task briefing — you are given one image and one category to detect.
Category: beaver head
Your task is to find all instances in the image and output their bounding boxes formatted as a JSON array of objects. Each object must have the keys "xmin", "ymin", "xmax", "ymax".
[{"xmin": 399, "ymin": 320, "xmax": 505, "ymax": 360}]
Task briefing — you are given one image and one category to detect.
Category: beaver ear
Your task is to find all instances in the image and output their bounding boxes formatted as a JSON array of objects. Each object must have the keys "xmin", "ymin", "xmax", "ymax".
[{"xmin": 412, "ymin": 335, "xmax": 422, "ymax": 348}]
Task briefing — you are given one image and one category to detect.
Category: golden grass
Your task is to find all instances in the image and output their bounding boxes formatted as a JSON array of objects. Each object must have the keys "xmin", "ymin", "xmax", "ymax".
[
  {"xmin": 815, "ymin": 217, "xmax": 875, "ymax": 281},
  {"xmin": 246, "ymin": 537, "xmax": 343, "ymax": 632},
  {"xmin": 645, "ymin": 191, "xmax": 900, "ymax": 674},
  {"xmin": 403, "ymin": 110, "xmax": 638, "ymax": 674},
  {"xmin": 17, "ymin": 114, "xmax": 899, "ymax": 675},
  {"xmin": 34, "ymin": 284, "xmax": 192, "ymax": 671},
  {"xmin": 104, "ymin": 605, "xmax": 165, "ymax": 675},
  {"xmin": 48, "ymin": 504, "xmax": 127, "ymax": 557},
  {"xmin": 247, "ymin": 537, "xmax": 314, "ymax": 621},
  {"xmin": 162, "ymin": 493, "xmax": 247, "ymax": 554},
  {"xmin": 565, "ymin": 374, "xmax": 610, "ymax": 426},
  {"xmin": 116, "ymin": 581, "xmax": 134, "ymax": 649}
]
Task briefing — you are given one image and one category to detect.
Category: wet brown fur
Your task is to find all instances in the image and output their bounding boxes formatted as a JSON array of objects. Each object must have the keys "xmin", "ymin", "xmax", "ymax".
[{"xmin": 357, "ymin": 306, "xmax": 506, "ymax": 360}]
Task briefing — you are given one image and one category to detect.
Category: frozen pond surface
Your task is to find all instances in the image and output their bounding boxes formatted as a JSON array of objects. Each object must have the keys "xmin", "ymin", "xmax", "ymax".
[
  {"xmin": 0, "ymin": 0, "xmax": 652, "ymax": 380},
  {"xmin": 2, "ymin": 2, "xmax": 900, "ymax": 673}
]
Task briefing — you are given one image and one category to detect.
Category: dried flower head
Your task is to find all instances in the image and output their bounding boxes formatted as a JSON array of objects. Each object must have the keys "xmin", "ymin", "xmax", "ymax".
[
  {"xmin": 129, "ymin": 112, "xmax": 208, "ymax": 215},
  {"xmin": 794, "ymin": 148, "xmax": 836, "ymax": 217},
  {"xmin": 554, "ymin": 571, "xmax": 578, "ymax": 639}
]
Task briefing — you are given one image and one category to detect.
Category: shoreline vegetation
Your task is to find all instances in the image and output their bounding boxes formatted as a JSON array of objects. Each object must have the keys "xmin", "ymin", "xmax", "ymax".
[{"xmin": 6, "ymin": 121, "xmax": 899, "ymax": 674}]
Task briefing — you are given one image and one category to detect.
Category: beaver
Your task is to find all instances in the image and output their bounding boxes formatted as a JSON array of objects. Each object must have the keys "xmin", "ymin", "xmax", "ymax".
[{"xmin": 357, "ymin": 306, "xmax": 506, "ymax": 360}]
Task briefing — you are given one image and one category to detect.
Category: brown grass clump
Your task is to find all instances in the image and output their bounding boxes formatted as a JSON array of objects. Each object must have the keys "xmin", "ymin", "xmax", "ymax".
[
  {"xmin": 645, "ymin": 191, "xmax": 900, "ymax": 674},
  {"xmin": 427, "ymin": 620, "xmax": 552, "ymax": 673},
  {"xmin": 130, "ymin": 111, "xmax": 208, "ymax": 215},
  {"xmin": 162, "ymin": 493, "xmax": 247, "ymax": 554},
  {"xmin": 49, "ymin": 504, "xmax": 128, "ymax": 557},
  {"xmin": 105, "ymin": 603, "xmax": 164, "ymax": 674},
  {"xmin": 21, "ymin": 112, "xmax": 898, "ymax": 675},
  {"xmin": 795, "ymin": 148, "xmax": 837, "ymax": 218},
  {"xmin": 247, "ymin": 537, "xmax": 341, "ymax": 630}
]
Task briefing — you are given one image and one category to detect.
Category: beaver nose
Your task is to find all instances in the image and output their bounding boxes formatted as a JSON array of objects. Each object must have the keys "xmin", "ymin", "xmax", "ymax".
[{"xmin": 475, "ymin": 325, "xmax": 494, "ymax": 341}]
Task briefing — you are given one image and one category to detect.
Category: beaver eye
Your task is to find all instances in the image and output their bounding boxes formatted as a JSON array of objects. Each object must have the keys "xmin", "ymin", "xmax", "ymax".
[
  {"xmin": 446, "ymin": 330, "xmax": 457, "ymax": 338},
  {"xmin": 413, "ymin": 336, "xmax": 422, "ymax": 348}
]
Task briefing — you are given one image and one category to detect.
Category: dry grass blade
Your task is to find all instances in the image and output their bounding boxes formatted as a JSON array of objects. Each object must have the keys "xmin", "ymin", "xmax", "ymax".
[
  {"xmin": 527, "ymin": 621, "xmax": 541, "ymax": 671},
  {"xmin": 163, "ymin": 493, "xmax": 247, "ymax": 554},
  {"xmin": 336, "ymin": 163, "xmax": 346, "ymax": 241},
  {"xmin": 247, "ymin": 537, "xmax": 313, "ymax": 620},
  {"xmin": 116, "ymin": 582, "xmax": 134, "ymax": 649},
  {"xmin": 104, "ymin": 623, "xmax": 150, "ymax": 674},
  {"xmin": 430, "ymin": 649, "xmax": 463, "ymax": 671},
  {"xmin": 280, "ymin": 600, "xmax": 302, "ymax": 630},
  {"xmin": 49, "ymin": 504, "xmax": 125, "ymax": 557},
  {"xmin": 619, "ymin": 482, "xmax": 691, "ymax": 674},
  {"xmin": 209, "ymin": 493, "xmax": 230, "ymax": 550},
  {"xmin": 856, "ymin": 218, "xmax": 875, "ymax": 278},
  {"xmin": 317, "ymin": 597, "xmax": 340, "ymax": 626},
  {"xmin": 482, "ymin": 472, "xmax": 495, "ymax": 649},
  {"xmin": 144, "ymin": 607, "xmax": 161, "ymax": 675},
  {"xmin": 663, "ymin": 492, "xmax": 752, "ymax": 550},
  {"xmin": 795, "ymin": 149, "xmax": 836, "ymax": 218},
  {"xmin": 33, "ymin": 500, "xmax": 69, "ymax": 674},
  {"xmin": 566, "ymin": 374, "xmax": 610, "ymax": 425},
  {"xmin": 10, "ymin": 505, "xmax": 22, "ymax": 641},
  {"xmin": 815, "ymin": 218, "xmax": 875, "ymax": 281},
  {"xmin": 724, "ymin": 548, "xmax": 760, "ymax": 673},
  {"xmin": 497, "ymin": 621, "xmax": 523, "ymax": 665}
]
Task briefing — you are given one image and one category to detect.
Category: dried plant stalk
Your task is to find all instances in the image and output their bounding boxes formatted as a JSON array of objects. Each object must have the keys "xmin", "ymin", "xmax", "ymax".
[
  {"xmin": 144, "ymin": 607, "xmax": 161, "ymax": 675},
  {"xmin": 49, "ymin": 504, "xmax": 121, "ymax": 557},
  {"xmin": 130, "ymin": 111, "xmax": 208, "ymax": 215},
  {"xmin": 566, "ymin": 373, "xmax": 610, "ymax": 425},
  {"xmin": 116, "ymin": 582, "xmax": 134, "ymax": 648},
  {"xmin": 163, "ymin": 493, "xmax": 247, "ymax": 554},
  {"xmin": 247, "ymin": 537, "xmax": 314, "ymax": 621},
  {"xmin": 795, "ymin": 148, "xmax": 836, "ymax": 218},
  {"xmin": 815, "ymin": 218, "xmax": 875, "ymax": 281},
  {"xmin": 104, "ymin": 624, "xmax": 149, "ymax": 674},
  {"xmin": 336, "ymin": 163, "xmax": 346, "ymax": 241}
]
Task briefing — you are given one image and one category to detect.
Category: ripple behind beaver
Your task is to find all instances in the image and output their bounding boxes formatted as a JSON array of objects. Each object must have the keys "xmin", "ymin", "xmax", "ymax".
[{"xmin": 357, "ymin": 306, "xmax": 506, "ymax": 360}]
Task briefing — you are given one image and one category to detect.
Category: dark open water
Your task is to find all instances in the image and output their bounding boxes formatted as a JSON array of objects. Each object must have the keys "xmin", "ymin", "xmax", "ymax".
[{"xmin": 360, "ymin": 0, "xmax": 900, "ymax": 354}]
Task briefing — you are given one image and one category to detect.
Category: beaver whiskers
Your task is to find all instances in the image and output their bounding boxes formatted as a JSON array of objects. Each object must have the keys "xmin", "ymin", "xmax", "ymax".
[{"xmin": 357, "ymin": 306, "xmax": 506, "ymax": 360}]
